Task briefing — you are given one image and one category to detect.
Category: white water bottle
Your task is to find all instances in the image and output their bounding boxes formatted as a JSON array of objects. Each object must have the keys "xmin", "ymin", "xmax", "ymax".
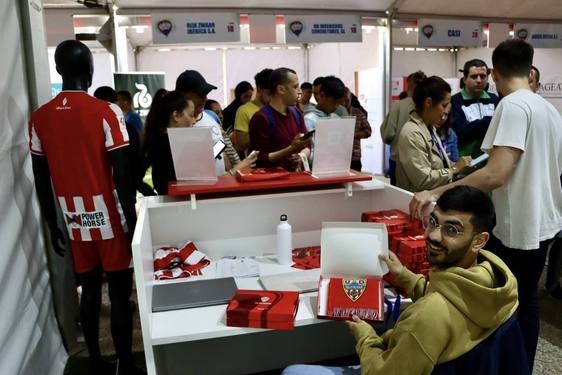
[{"xmin": 276, "ymin": 214, "xmax": 292, "ymax": 265}]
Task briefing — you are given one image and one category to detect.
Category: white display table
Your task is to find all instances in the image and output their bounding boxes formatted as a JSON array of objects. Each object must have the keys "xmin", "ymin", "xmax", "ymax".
[{"xmin": 132, "ymin": 179, "xmax": 413, "ymax": 375}]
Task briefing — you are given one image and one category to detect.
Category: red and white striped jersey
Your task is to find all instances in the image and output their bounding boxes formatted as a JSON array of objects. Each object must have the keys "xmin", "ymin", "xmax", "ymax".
[{"xmin": 29, "ymin": 91, "xmax": 129, "ymax": 241}]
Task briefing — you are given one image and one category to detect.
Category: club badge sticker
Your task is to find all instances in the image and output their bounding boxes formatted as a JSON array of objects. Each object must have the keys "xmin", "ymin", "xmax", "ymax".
[
  {"xmin": 422, "ymin": 24, "xmax": 434, "ymax": 39},
  {"xmin": 289, "ymin": 21, "xmax": 304, "ymax": 37},
  {"xmin": 157, "ymin": 19, "xmax": 174, "ymax": 37}
]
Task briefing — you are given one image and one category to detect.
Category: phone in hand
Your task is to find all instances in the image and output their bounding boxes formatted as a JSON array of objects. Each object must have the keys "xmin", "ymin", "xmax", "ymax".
[
  {"xmin": 213, "ymin": 139, "xmax": 227, "ymax": 159},
  {"xmin": 302, "ymin": 129, "xmax": 316, "ymax": 140}
]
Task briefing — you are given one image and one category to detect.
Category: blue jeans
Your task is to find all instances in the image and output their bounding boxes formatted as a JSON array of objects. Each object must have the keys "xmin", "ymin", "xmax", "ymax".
[{"xmin": 282, "ymin": 364, "xmax": 361, "ymax": 375}]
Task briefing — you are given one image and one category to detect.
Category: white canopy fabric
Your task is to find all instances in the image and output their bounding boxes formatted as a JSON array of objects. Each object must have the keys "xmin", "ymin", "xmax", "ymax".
[
  {"xmin": 0, "ymin": 1, "xmax": 67, "ymax": 375},
  {"xmin": 44, "ymin": 0, "xmax": 562, "ymax": 21}
]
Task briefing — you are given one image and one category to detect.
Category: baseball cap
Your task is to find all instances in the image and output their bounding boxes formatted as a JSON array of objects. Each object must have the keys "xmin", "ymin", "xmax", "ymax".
[{"xmin": 175, "ymin": 70, "xmax": 217, "ymax": 95}]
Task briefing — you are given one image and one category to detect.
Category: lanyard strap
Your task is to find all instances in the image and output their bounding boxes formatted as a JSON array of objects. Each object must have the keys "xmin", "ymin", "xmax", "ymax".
[{"xmin": 429, "ymin": 127, "xmax": 450, "ymax": 167}]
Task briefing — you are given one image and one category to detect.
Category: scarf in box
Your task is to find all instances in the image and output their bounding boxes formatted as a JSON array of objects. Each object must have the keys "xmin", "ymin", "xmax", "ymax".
[
  {"xmin": 326, "ymin": 278, "xmax": 384, "ymax": 321},
  {"xmin": 153, "ymin": 241, "xmax": 210, "ymax": 280},
  {"xmin": 291, "ymin": 246, "xmax": 321, "ymax": 270}
]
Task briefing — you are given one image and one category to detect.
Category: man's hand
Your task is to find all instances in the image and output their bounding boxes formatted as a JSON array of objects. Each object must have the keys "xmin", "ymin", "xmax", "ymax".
[
  {"xmin": 287, "ymin": 154, "xmax": 301, "ymax": 170},
  {"xmin": 379, "ymin": 251, "xmax": 404, "ymax": 276},
  {"xmin": 289, "ymin": 134, "xmax": 311, "ymax": 153},
  {"xmin": 345, "ymin": 315, "xmax": 368, "ymax": 335},
  {"xmin": 410, "ymin": 190, "xmax": 438, "ymax": 219}
]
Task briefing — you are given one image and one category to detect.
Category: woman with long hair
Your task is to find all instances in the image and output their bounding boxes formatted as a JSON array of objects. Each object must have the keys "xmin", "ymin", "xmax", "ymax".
[
  {"xmin": 141, "ymin": 90, "xmax": 197, "ymax": 195},
  {"xmin": 396, "ymin": 77, "xmax": 471, "ymax": 192},
  {"xmin": 142, "ymin": 90, "xmax": 258, "ymax": 195}
]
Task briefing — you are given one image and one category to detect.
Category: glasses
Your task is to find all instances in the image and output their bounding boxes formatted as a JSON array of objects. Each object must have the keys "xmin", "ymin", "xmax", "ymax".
[{"xmin": 423, "ymin": 216, "xmax": 464, "ymax": 238}]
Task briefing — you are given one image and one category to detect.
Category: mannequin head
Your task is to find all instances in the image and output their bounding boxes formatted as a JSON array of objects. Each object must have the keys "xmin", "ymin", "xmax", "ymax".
[{"xmin": 54, "ymin": 40, "xmax": 94, "ymax": 91}]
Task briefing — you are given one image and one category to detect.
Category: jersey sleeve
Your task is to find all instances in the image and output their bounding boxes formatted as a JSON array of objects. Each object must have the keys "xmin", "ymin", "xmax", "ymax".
[
  {"xmin": 103, "ymin": 103, "xmax": 129, "ymax": 152},
  {"xmin": 28, "ymin": 119, "xmax": 44, "ymax": 156}
]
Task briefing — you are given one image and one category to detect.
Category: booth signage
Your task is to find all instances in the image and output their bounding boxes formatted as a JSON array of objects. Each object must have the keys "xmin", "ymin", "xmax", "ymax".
[
  {"xmin": 538, "ymin": 75, "xmax": 562, "ymax": 99},
  {"xmin": 285, "ymin": 15, "xmax": 362, "ymax": 43},
  {"xmin": 151, "ymin": 12, "xmax": 240, "ymax": 44},
  {"xmin": 514, "ymin": 24, "xmax": 562, "ymax": 48},
  {"xmin": 417, "ymin": 19, "xmax": 482, "ymax": 47},
  {"xmin": 113, "ymin": 72, "xmax": 165, "ymax": 117}
]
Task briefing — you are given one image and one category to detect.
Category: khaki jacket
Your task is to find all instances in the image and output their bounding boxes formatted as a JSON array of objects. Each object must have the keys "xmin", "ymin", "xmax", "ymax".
[
  {"xmin": 380, "ymin": 97, "xmax": 415, "ymax": 161},
  {"xmin": 396, "ymin": 113, "xmax": 453, "ymax": 192}
]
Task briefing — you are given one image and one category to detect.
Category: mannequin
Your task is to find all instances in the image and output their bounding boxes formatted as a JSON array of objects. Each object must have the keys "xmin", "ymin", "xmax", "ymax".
[{"xmin": 30, "ymin": 40, "xmax": 140, "ymax": 374}]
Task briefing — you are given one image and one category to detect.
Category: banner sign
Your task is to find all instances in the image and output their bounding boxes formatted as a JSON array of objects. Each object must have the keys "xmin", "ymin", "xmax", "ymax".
[
  {"xmin": 113, "ymin": 72, "xmax": 165, "ymax": 117},
  {"xmin": 538, "ymin": 75, "xmax": 562, "ymax": 99},
  {"xmin": 418, "ymin": 19, "xmax": 482, "ymax": 47},
  {"xmin": 514, "ymin": 24, "xmax": 562, "ymax": 48},
  {"xmin": 285, "ymin": 15, "xmax": 362, "ymax": 43},
  {"xmin": 152, "ymin": 12, "xmax": 240, "ymax": 44}
]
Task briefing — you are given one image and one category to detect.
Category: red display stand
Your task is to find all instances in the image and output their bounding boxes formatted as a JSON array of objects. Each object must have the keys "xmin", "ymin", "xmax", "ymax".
[{"xmin": 168, "ymin": 170, "xmax": 372, "ymax": 198}]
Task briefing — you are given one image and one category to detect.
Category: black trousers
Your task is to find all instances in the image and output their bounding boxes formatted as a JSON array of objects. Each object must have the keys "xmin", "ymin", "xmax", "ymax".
[
  {"xmin": 388, "ymin": 159, "xmax": 397, "ymax": 186},
  {"xmin": 486, "ymin": 234, "xmax": 554, "ymax": 372}
]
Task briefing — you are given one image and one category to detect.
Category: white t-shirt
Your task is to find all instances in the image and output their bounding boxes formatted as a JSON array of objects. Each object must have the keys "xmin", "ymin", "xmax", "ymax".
[
  {"xmin": 481, "ymin": 89, "xmax": 562, "ymax": 250},
  {"xmin": 193, "ymin": 111, "xmax": 226, "ymax": 176}
]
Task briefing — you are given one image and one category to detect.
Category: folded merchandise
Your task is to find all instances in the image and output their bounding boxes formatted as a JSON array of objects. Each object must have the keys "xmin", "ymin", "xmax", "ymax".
[
  {"xmin": 318, "ymin": 277, "xmax": 384, "ymax": 321},
  {"xmin": 153, "ymin": 241, "xmax": 210, "ymax": 280},
  {"xmin": 292, "ymin": 246, "xmax": 321, "ymax": 270},
  {"xmin": 226, "ymin": 290, "xmax": 300, "ymax": 330},
  {"xmin": 216, "ymin": 256, "xmax": 260, "ymax": 278}
]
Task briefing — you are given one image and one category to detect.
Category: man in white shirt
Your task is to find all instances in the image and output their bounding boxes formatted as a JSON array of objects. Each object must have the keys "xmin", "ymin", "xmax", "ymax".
[
  {"xmin": 409, "ymin": 39, "xmax": 562, "ymax": 372},
  {"xmin": 176, "ymin": 70, "xmax": 226, "ymax": 176}
]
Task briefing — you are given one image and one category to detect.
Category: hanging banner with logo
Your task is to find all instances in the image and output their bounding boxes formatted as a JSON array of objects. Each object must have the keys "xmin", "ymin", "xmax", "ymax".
[
  {"xmin": 418, "ymin": 19, "xmax": 482, "ymax": 47},
  {"xmin": 113, "ymin": 72, "xmax": 165, "ymax": 117},
  {"xmin": 285, "ymin": 15, "xmax": 362, "ymax": 43},
  {"xmin": 514, "ymin": 24, "xmax": 562, "ymax": 48},
  {"xmin": 152, "ymin": 12, "xmax": 240, "ymax": 44}
]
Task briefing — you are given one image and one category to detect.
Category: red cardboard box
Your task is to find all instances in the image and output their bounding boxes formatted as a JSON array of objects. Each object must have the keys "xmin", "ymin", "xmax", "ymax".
[
  {"xmin": 317, "ymin": 222, "xmax": 389, "ymax": 322},
  {"xmin": 235, "ymin": 167, "xmax": 290, "ymax": 182},
  {"xmin": 226, "ymin": 290, "xmax": 299, "ymax": 331},
  {"xmin": 389, "ymin": 230, "xmax": 425, "ymax": 253},
  {"xmin": 361, "ymin": 209, "xmax": 409, "ymax": 222}
]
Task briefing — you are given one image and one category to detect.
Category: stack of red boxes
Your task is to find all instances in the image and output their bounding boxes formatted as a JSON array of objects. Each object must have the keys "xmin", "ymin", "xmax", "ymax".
[{"xmin": 361, "ymin": 209, "xmax": 430, "ymax": 292}]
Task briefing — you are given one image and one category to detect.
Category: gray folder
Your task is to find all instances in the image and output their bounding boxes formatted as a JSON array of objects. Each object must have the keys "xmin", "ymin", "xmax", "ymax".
[{"xmin": 152, "ymin": 277, "xmax": 238, "ymax": 312}]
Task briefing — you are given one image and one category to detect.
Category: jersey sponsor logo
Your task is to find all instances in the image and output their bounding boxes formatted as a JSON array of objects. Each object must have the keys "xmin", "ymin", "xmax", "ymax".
[
  {"xmin": 64, "ymin": 210, "xmax": 109, "ymax": 229},
  {"xmin": 56, "ymin": 97, "xmax": 72, "ymax": 110}
]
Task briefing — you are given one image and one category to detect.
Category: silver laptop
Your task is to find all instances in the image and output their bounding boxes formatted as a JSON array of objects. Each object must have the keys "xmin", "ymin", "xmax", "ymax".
[{"xmin": 152, "ymin": 277, "xmax": 238, "ymax": 312}]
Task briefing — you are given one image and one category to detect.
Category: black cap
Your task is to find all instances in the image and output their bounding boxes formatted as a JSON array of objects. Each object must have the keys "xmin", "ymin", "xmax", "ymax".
[{"xmin": 175, "ymin": 70, "xmax": 217, "ymax": 95}]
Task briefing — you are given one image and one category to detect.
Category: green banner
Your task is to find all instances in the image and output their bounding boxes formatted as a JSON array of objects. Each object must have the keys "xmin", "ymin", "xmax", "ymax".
[{"xmin": 113, "ymin": 72, "xmax": 165, "ymax": 118}]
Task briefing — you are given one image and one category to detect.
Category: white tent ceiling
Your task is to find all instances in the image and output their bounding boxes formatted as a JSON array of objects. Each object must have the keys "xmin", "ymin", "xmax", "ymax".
[{"xmin": 44, "ymin": 0, "xmax": 562, "ymax": 21}]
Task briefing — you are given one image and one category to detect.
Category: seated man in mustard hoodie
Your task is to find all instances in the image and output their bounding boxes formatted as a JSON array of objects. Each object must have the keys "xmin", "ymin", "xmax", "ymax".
[{"xmin": 283, "ymin": 185, "xmax": 520, "ymax": 375}]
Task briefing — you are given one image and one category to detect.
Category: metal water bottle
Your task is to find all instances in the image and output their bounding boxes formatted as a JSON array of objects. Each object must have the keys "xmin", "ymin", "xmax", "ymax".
[{"xmin": 276, "ymin": 214, "xmax": 292, "ymax": 265}]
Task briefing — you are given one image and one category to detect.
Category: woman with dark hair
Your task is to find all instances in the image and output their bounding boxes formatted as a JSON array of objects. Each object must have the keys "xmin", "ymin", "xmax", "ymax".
[
  {"xmin": 396, "ymin": 77, "xmax": 471, "ymax": 192},
  {"xmin": 222, "ymin": 81, "xmax": 254, "ymax": 133},
  {"xmin": 141, "ymin": 90, "xmax": 197, "ymax": 195}
]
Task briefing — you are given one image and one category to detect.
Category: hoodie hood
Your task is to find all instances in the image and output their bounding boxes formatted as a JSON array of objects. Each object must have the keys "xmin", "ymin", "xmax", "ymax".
[
  {"xmin": 305, "ymin": 106, "xmax": 337, "ymax": 119},
  {"xmin": 427, "ymin": 250, "xmax": 518, "ymax": 329}
]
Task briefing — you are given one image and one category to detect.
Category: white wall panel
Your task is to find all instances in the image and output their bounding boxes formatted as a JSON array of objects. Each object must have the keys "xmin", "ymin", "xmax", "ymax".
[
  {"xmin": 392, "ymin": 50, "xmax": 454, "ymax": 78},
  {"xmin": 224, "ymin": 48, "xmax": 305, "ymax": 103},
  {"xmin": 308, "ymin": 29, "xmax": 379, "ymax": 91},
  {"xmin": 137, "ymin": 48, "xmax": 224, "ymax": 103}
]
